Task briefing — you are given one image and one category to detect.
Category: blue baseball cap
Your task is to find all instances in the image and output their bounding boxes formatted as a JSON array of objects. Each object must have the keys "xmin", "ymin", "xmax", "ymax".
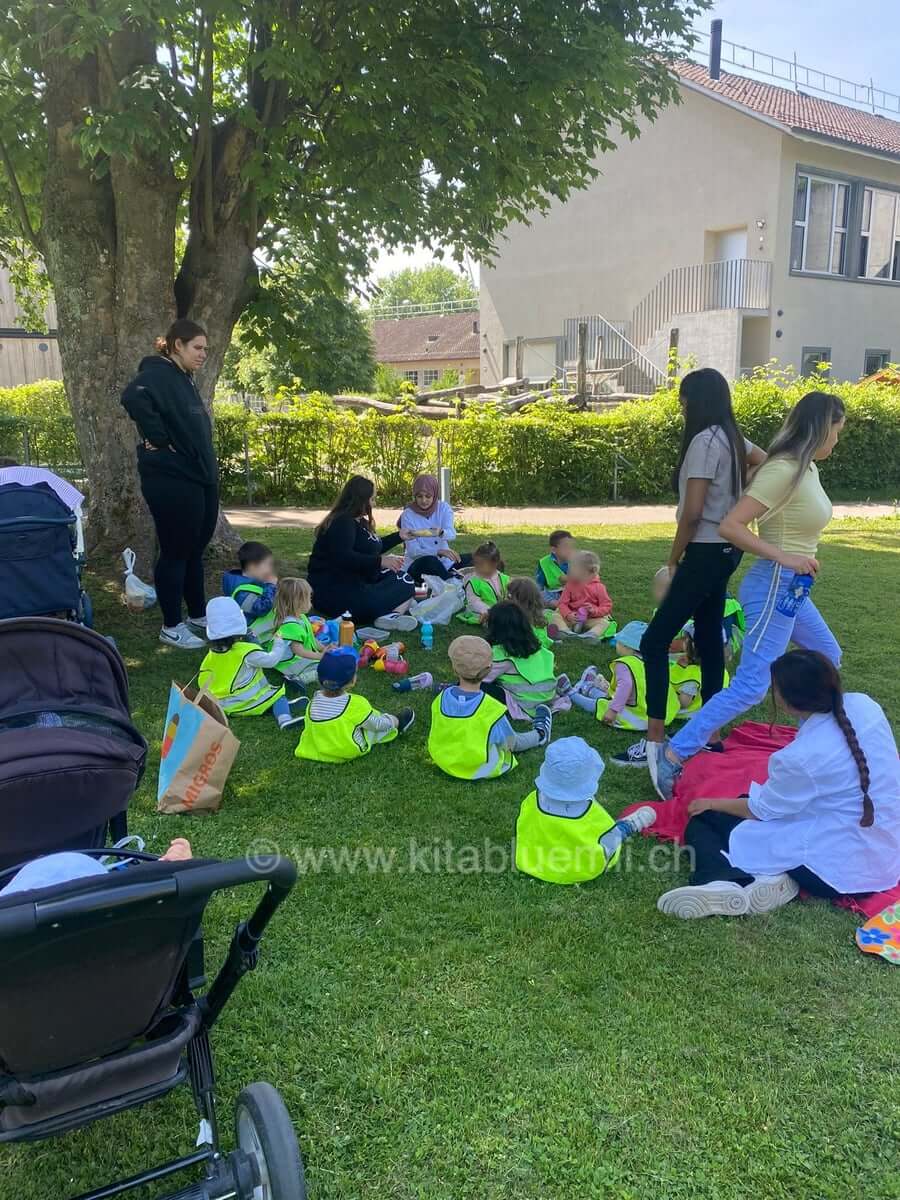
[
  {"xmin": 317, "ymin": 646, "xmax": 359, "ymax": 688},
  {"xmin": 616, "ymin": 620, "xmax": 648, "ymax": 652}
]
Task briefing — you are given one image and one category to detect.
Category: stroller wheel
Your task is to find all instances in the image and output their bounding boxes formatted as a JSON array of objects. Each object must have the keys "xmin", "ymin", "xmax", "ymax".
[{"xmin": 235, "ymin": 1082, "xmax": 307, "ymax": 1200}]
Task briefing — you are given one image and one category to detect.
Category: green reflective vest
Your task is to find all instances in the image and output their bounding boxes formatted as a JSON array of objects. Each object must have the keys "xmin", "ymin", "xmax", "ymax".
[
  {"xmin": 428, "ymin": 690, "xmax": 516, "ymax": 780},
  {"xmin": 595, "ymin": 654, "xmax": 679, "ymax": 728},
  {"xmin": 231, "ymin": 581, "xmax": 276, "ymax": 643},
  {"xmin": 457, "ymin": 573, "xmax": 509, "ymax": 623},
  {"xmin": 276, "ymin": 615, "xmax": 319, "ymax": 672},
  {"xmin": 199, "ymin": 642, "xmax": 284, "ymax": 716},
  {"xmin": 538, "ymin": 553, "xmax": 566, "ymax": 592},
  {"xmin": 669, "ymin": 661, "xmax": 731, "ymax": 718},
  {"xmin": 491, "ymin": 642, "xmax": 557, "ymax": 711},
  {"xmin": 723, "ymin": 596, "xmax": 745, "ymax": 655},
  {"xmin": 515, "ymin": 790, "xmax": 620, "ymax": 883},
  {"xmin": 294, "ymin": 693, "xmax": 396, "ymax": 763}
]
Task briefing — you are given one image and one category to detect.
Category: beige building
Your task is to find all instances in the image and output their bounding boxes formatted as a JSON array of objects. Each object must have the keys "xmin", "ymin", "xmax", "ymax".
[
  {"xmin": 372, "ymin": 311, "xmax": 481, "ymax": 387},
  {"xmin": 480, "ymin": 51, "xmax": 900, "ymax": 389},
  {"xmin": 0, "ymin": 268, "xmax": 62, "ymax": 388}
]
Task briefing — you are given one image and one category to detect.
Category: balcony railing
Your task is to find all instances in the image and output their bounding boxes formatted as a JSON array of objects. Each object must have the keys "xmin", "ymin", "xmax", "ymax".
[
  {"xmin": 632, "ymin": 258, "xmax": 772, "ymax": 350},
  {"xmin": 369, "ymin": 297, "xmax": 479, "ymax": 320}
]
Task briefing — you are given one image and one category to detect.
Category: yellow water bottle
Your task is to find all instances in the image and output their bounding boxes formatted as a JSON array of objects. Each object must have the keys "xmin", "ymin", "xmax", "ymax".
[{"xmin": 339, "ymin": 611, "xmax": 355, "ymax": 647}]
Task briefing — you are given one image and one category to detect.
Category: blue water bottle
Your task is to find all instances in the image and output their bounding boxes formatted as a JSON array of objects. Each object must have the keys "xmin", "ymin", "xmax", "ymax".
[
  {"xmin": 420, "ymin": 620, "xmax": 434, "ymax": 651},
  {"xmin": 776, "ymin": 573, "xmax": 814, "ymax": 617}
]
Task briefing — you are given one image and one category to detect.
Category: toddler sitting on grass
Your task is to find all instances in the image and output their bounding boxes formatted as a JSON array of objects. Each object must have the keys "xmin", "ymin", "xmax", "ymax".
[
  {"xmin": 555, "ymin": 550, "xmax": 614, "ymax": 637},
  {"xmin": 515, "ymin": 738, "xmax": 656, "ymax": 884},
  {"xmin": 535, "ymin": 529, "xmax": 575, "ymax": 607},
  {"xmin": 270, "ymin": 577, "xmax": 322, "ymax": 686},
  {"xmin": 564, "ymin": 620, "xmax": 679, "ymax": 731},
  {"xmin": 457, "ymin": 541, "xmax": 509, "ymax": 624}
]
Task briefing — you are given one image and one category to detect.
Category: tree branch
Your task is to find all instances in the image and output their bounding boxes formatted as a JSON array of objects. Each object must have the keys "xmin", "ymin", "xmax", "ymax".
[{"xmin": 0, "ymin": 139, "xmax": 40, "ymax": 249}]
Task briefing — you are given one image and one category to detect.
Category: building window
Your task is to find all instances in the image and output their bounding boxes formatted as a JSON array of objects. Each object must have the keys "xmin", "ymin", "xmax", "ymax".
[
  {"xmin": 859, "ymin": 188, "xmax": 900, "ymax": 281},
  {"xmin": 801, "ymin": 346, "xmax": 831, "ymax": 377},
  {"xmin": 792, "ymin": 174, "xmax": 848, "ymax": 275},
  {"xmin": 403, "ymin": 370, "xmax": 419, "ymax": 385},
  {"xmin": 423, "ymin": 369, "xmax": 440, "ymax": 386},
  {"xmin": 864, "ymin": 349, "xmax": 891, "ymax": 376}
]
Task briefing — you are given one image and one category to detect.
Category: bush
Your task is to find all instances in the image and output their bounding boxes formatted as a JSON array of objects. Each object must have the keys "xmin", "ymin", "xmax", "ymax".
[{"xmin": 3, "ymin": 373, "xmax": 899, "ymax": 506}]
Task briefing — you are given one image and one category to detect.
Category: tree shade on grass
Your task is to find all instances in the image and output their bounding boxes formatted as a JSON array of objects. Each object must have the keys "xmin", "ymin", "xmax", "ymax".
[{"xmin": 5, "ymin": 519, "xmax": 900, "ymax": 1200}]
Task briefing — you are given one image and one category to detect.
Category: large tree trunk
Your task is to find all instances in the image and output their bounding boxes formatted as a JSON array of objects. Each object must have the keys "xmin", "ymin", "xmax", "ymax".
[{"xmin": 36, "ymin": 29, "xmax": 254, "ymax": 565}]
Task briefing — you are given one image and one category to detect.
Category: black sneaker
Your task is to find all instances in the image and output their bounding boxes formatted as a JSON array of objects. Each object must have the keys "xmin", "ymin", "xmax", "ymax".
[
  {"xmin": 610, "ymin": 739, "xmax": 648, "ymax": 768},
  {"xmin": 397, "ymin": 708, "xmax": 416, "ymax": 735},
  {"xmin": 702, "ymin": 740, "xmax": 725, "ymax": 753},
  {"xmin": 533, "ymin": 704, "xmax": 553, "ymax": 746}
]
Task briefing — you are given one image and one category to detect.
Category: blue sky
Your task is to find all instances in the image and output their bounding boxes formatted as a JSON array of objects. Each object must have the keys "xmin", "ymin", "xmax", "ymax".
[{"xmin": 371, "ymin": 1, "xmax": 895, "ymax": 282}]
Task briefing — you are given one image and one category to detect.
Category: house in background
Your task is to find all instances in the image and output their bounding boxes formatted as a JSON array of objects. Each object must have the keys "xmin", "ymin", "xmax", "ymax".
[
  {"xmin": 372, "ymin": 310, "xmax": 481, "ymax": 387},
  {"xmin": 480, "ymin": 26, "xmax": 900, "ymax": 390},
  {"xmin": 0, "ymin": 268, "xmax": 62, "ymax": 388}
]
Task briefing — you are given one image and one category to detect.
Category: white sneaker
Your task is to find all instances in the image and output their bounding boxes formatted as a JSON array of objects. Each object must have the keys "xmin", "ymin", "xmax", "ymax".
[
  {"xmin": 187, "ymin": 615, "xmax": 207, "ymax": 630},
  {"xmin": 622, "ymin": 805, "xmax": 657, "ymax": 835},
  {"xmin": 375, "ymin": 612, "xmax": 418, "ymax": 632},
  {"xmin": 657, "ymin": 881, "xmax": 750, "ymax": 919},
  {"xmin": 744, "ymin": 873, "xmax": 799, "ymax": 914},
  {"xmin": 159, "ymin": 623, "xmax": 206, "ymax": 650}
]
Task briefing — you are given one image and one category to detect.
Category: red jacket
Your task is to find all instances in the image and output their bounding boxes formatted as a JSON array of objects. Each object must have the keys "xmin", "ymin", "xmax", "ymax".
[{"xmin": 559, "ymin": 577, "xmax": 613, "ymax": 622}]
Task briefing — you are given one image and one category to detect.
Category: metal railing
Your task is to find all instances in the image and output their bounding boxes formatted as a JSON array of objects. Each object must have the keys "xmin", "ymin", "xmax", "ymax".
[
  {"xmin": 563, "ymin": 315, "xmax": 667, "ymax": 395},
  {"xmin": 632, "ymin": 258, "xmax": 772, "ymax": 350},
  {"xmin": 688, "ymin": 27, "xmax": 900, "ymax": 119},
  {"xmin": 369, "ymin": 298, "xmax": 479, "ymax": 320}
]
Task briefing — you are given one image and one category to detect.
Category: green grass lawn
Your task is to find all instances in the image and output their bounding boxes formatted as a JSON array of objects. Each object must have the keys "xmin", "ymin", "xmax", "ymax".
[{"xmin": 5, "ymin": 518, "xmax": 900, "ymax": 1200}]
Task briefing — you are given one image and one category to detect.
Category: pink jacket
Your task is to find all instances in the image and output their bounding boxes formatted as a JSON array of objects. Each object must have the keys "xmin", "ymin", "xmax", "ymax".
[{"xmin": 559, "ymin": 577, "xmax": 613, "ymax": 622}]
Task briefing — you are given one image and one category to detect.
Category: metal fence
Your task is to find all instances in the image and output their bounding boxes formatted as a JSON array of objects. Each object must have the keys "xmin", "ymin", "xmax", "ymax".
[{"xmin": 562, "ymin": 315, "xmax": 667, "ymax": 395}]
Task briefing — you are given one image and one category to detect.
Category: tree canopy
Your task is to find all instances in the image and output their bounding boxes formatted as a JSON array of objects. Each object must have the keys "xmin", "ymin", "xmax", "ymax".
[
  {"xmin": 370, "ymin": 264, "xmax": 477, "ymax": 316},
  {"xmin": 0, "ymin": 0, "xmax": 705, "ymax": 552}
]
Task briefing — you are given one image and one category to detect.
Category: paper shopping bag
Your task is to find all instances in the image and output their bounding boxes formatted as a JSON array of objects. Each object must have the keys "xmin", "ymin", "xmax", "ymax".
[{"xmin": 157, "ymin": 682, "xmax": 240, "ymax": 814}]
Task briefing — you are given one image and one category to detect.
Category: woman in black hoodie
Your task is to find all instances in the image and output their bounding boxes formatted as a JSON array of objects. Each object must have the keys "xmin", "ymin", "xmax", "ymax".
[{"xmin": 121, "ymin": 319, "xmax": 218, "ymax": 649}]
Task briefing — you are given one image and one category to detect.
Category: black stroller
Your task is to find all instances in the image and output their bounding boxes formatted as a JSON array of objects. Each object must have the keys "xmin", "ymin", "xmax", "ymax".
[
  {"xmin": 0, "ymin": 481, "xmax": 91, "ymax": 624},
  {"xmin": 0, "ymin": 849, "xmax": 306, "ymax": 1199},
  {"xmin": 0, "ymin": 617, "xmax": 147, "ymax": 871}
]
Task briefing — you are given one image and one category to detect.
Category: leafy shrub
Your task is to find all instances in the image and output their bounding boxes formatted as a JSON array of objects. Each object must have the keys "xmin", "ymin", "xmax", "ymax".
[{"xmin": 3, "ymin": 374, "xmax": 899, "ymax": 506}]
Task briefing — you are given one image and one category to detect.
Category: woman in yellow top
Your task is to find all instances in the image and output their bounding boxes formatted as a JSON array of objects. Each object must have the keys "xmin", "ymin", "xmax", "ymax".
[{"xmin": 652, "ymin": 391, "xmax": 846, "ymax": 800}]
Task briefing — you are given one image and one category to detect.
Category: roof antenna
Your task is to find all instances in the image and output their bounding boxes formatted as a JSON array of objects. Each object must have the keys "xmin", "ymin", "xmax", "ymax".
[{"xmin": 709, "ymin": 18, "xmax": 722, "ymax": 80}]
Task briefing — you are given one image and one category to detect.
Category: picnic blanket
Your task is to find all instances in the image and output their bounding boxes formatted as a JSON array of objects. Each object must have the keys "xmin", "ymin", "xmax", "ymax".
[{"xmin": 622, "ymin": 721, "xmax": 900, "ymax": 918}]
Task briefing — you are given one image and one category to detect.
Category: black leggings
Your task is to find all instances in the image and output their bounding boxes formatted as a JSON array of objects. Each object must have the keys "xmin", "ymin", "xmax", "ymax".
[
  {"xmin": 405, "ymin": 553, "xmax": 474, "ymax": 583},
  {"xmin": 641, "ymin": 542, "xmax": 742, "ymax": 723},
  {"xmin": 140, "ymin": 473, "xmax": 218, "ymax": 627},
  {"xmin": 685, "ymin": 810, "xmax": 862, "ymax": 899}
]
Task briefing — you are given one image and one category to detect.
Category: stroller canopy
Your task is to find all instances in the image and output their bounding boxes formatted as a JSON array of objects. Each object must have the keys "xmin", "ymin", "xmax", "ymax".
[
  {"xmin": 0, "ymin": 618, "xmax": 147, "ymax": 869},
  {"xmin": 0, "ymin": 481, "xmax": 81, "ymax": 620}
]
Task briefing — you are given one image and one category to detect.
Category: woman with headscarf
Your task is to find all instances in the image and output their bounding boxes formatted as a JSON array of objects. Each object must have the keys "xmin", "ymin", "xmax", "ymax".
[{"xmin": 397, "ymin": 474, "xmax": 473, "ymax": 582}]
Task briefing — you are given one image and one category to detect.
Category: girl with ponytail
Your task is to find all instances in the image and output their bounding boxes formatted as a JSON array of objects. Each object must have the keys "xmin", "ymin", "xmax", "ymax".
[{"xmin": 656, "ymin": 650, "xmax": 900, "ymax": 921}]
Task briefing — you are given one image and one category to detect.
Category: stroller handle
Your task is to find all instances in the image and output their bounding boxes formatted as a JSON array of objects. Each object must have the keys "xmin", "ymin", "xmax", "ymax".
[{"xmin": 0, "ymin": 514, "xmax": 76, "ymax": 527}]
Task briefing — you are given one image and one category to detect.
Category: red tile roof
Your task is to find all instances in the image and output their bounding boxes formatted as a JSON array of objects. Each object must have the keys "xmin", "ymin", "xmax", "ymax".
[
  {"xmin": 677, "ymin": 62, "xmax": 900, "ymax": 160},
  {"xmin": 372, "ymin": 312, "xmax": 481, "ymax": 363}
]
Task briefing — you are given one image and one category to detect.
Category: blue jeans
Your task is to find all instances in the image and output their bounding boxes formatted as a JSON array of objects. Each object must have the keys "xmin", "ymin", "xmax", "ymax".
[{"xmin": 670, "ymin": 560, "xmax": 841, "ymax": 760}]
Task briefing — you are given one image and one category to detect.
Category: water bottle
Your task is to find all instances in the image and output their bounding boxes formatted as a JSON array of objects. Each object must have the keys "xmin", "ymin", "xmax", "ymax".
[
  {"xmin": 339, "ymin": 611, "xmax": 356, "ymax": 647},
  {"xmin": 776, "ymin": 573, "xmax": 814, "ymax": 618},
  {"xmin": 420, "ymin": 620, "xmax": 434, "ymax": 651}
]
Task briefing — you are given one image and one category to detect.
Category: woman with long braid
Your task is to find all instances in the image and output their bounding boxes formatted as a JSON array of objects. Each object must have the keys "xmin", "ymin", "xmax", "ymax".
[{"xmin": 656, "ymin": 650, "xmax": 900, "ymax": 920}]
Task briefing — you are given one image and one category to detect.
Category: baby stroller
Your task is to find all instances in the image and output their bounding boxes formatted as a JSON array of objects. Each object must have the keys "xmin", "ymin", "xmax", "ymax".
[
  {"xmin": 0, "ymin": 617, "xmax": 147, "ymax": 871},
  {"xmin": 0, "ymin": 481, "xmax": 91, "ymax": 624},
  {"xmin": 0, "ymin": 848, "xmax": 306, "ymax": 1199}
]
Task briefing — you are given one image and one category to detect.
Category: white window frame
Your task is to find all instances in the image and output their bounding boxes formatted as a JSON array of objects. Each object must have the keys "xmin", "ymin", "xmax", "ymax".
[
  {"xmin": 793, "ymin": 173, "xmax": 848, "ymax": 275},
  {"xmin": 859, "ymin": 187, "xmax": 900, "ymax": 281},
  {"xmin": 402, "ymin": 369, "xmax": 420, "ymax": 385},
  {"xmin": 422, "ymin": 369, "xmax": 441, "ymax": 386}
]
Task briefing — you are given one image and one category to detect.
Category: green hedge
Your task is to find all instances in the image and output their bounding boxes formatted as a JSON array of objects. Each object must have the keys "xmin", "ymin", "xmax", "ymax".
[{"xmin": 2, "ymin": 375, "xmax": 899, "ymax": 505}]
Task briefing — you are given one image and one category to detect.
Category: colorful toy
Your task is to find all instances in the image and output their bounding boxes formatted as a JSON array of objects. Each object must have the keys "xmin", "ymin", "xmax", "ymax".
[
  {"xmin": 357, "ymin": 639, "xmax": 381, "ymax": 668},
  {"xmin": 371, "ymin": 642, "xmax": 408, "ymax": 676}
]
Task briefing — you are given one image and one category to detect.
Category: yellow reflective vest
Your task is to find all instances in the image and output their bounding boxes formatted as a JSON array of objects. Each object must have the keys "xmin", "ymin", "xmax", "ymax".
[{"xmin": 515, "ymin": 790, "xmax": 620, "ymax": 883}]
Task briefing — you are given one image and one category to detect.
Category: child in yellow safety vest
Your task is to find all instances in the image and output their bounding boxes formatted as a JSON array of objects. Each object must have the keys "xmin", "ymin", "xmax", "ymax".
[
  {"xmin": 535, "ymin": 529, "xmax": 575, "ymax": 608},
  {"xmin": 270, "ymin": 577, "xmax": 323, "ymax": 686},
  {"xmin": 457, "ymin": 541, "xmax": 509, "ymax": 624},
  {"xmin": 515, "ymin": 737, "xmax": 657, "ymax": 884},
  {"xmin": 221, "ymin": 540, "xmax": 278, "ymax": 646},
  {"xmin": 295, "ymin": 647, "xmax": 415, "ymax": 763},
  {"xmin": 668, "ymin": 626, "xmax": 731, "ymax": 718},
  {"xmin": 567, "ymin": 621, "xmax": 679, "ymax": 731},
  {"xmin": 427, "ymin": 636, "xmax": 552, "ymax": 780},
  {"xmin": 198, "ymin": 597, "xmax": 307, "ymax": 730},
  {"xmin": 484, "ymin": 601, "xmax": 565, "ymax": 719}
]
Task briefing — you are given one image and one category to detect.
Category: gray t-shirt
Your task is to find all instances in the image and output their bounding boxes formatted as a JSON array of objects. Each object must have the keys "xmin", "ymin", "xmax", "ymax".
[{"xmin": 676, "ymin": 427, "xmax": 754, "ymax": 543}]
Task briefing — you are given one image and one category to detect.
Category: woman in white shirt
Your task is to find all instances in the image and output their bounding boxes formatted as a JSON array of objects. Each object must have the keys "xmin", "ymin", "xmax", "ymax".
[
  {"xmin": 397, "ymin": 474, "xmax": 472, "ymax": 582},
  {"xmin": 657, "ymin": 649, "xmax": 900, "ymax": 919}
]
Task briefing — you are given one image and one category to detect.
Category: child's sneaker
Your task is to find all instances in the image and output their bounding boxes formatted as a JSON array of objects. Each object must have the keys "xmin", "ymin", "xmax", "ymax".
[
  {"xmin": 575, "ymin": 665, "xmax": 600, "ymax": 692},
  {"xmin": 278, "ymin": 712, "xmax": 305, "ymax": 729},
  {"xmin": 396, "ymin": 708, "xmax": 416, "ymax": 735},
  {"xmin": 555, "ymin": 674, "xmax": 572, "ymax": 696},
  {"xmin": 159, "ymin": 623, "xmax": 206, "ymax": 650},
  {"xmin": 533, "ymin": 704, "xmax": 553, "ymax": 746},
  {"xmin": 289, "ymin": 695, "xmax": 310, "ymax": 716},
  {"xmin": 392, "ymin": 672, "xmax": 434, "ymax": 693},
  {"xmin": 702, "ymin": 740, "xmax": 725, "ymax": 754},
  {"xmin": 610, "ymin": 738, "xmax": 648, "ymax": 768},
  {"xmin": 547, "ymin": 623, "xmax": 564, "ymax": 642}
]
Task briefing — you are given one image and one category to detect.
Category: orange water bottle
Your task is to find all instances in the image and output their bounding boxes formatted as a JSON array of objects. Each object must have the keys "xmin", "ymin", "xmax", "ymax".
[{"xmin": 339, "ymin": 611, "xmax": 355, "ymax": 647}]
